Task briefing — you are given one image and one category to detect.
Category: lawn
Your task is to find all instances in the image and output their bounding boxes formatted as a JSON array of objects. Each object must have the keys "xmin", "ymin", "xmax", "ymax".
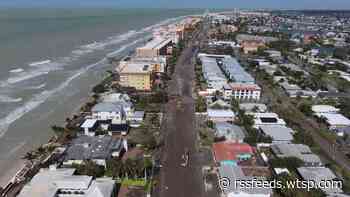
[{"xmin": 119, "ymin": 178, "xmax": 147, "ymax": 187}]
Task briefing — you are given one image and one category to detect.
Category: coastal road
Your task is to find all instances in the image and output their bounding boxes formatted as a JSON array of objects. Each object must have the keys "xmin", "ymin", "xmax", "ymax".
[{"xmin": 157, "ymin": 22, "xmax": 208, "ymax": 197}]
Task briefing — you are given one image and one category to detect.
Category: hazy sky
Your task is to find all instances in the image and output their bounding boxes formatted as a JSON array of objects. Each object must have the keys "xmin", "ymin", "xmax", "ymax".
[{"xmin": 1, "ymin": 0, "xmax": 350, "ymax": 9}]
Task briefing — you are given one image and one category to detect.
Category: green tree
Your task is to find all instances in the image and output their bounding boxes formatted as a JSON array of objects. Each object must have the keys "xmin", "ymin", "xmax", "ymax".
[
  {"xmin": 298, "ymin": 102, "xmax": 312, "ymax": 116},
  {"xmin": 51, "ymin": 125, "xmax": 65, "ymax": 138},
  {"xmin": 269, "ymin": 157, "xmax": 304, "ymax": 171},
  {"xmin": 74, "ymin": 160, "xmax": 105, "ymax": 178}
]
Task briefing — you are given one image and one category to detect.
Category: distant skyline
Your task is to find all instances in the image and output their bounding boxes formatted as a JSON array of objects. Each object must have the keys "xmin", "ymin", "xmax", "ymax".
[{"xmin": 0, "ymin": 0, "xmax": 350, "ymax": 9}]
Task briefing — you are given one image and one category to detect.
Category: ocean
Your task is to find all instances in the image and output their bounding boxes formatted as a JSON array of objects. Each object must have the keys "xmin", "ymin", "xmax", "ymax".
[{"xmin": 0, "ymin": 8, "xmax": 202, "ymax": 186}]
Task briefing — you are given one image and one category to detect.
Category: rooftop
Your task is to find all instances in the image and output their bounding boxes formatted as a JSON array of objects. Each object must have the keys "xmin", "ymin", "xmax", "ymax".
[
  {"xmin": 81, "ymin": 119, "xmax": 98, "ymax": 129},
  {"xmin": 315, "ymin": 113, "xmax": 350, "ymax": 127},
  {"xmin": 259, "ymin": 125, "xmax": 294, "ymax": 142},
  {"xmin": 215, "ymin": 122, "xmax": 246, "ymax": 141},
  {"xmin": 221, "ymin": 56, "xmax": 255, "ymax": 83},
  {"xmin": 248, "ymin": 112, "xmax": 287, "ymax": 126},
  {"xmin": 218, "ymin": 165, "xmax": 273, "ymax": 195},
  {"xmin": 239, "ymin": 103, "xmax": 267, "ymax": 113},
  {"xmin": 64, "ymin": 135, "xmax": 123, "ymax": 162},
  {"xmin": 200, "ymin": 56, "xmax": 227, "ymax": 90},
  {"xmin": 17, "ymin": 168, "xmax": 115, "ymax": 197},
  {"xmin": 119, "ymin": 62, "xmax": 153, "ymax": 74},
  {"xmin": 138, "ymin": 37, "xmax": 172, "ymax": 50},
  {"xmin": 271, "ymin": 143, "xmax": 322, "ymax": 165},
  {"xmin": 312, "ymin": 105, "xmax": 340, "ymax": 114},
  {"xmin": 212, "ymin": 141, "xmax": 254, "ymax": 162},
  {"xmin": 91, "ymin": 102, "xmax": 123, "ymax": 113},
  {"xmin": 101, "ymin": 93, "xmax": 131, "ymax": 103},
  {"xmin": 207, "ymin": 109, "xmax": 235, "ymax": 118},
  {"xmin": 228, "ymin": 82, "xmax": 261, "ymax": 91},
  {"xmin": 297, "ymin": 167, "xmax": 343, "ymax": 194}
]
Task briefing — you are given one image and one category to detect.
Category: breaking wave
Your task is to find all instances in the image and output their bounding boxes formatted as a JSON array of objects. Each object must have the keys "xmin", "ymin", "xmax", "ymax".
[{"xmin": 0, "ymin": 95, "xmax": 23, "ymax": 103}]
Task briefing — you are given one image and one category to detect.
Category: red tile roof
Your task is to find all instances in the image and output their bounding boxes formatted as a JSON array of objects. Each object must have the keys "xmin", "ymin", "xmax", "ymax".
[{"xmin": 212, "ymin": 141, "xmax": 254, "ymax": 162}]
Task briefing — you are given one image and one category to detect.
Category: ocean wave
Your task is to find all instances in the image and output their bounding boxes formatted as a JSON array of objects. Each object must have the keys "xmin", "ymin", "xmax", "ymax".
[
  {"xmin": 71, "ymin": 30, "xmax": 138, "ymax": 58},
  {"xmin": 6, "ymin": 71, "xmax": 49, "ymax": 84},
  {"xmin": 140, "ymin": 16, "xmax": 185, "ymax": 33},
  {"xmin": 9, "ymin": 68, "xmax": 24, "ymax": 73},
  {"xmin": 2, "ymin": 62, "xmax": 63, "ymax": 86},
  {"xmin": 106, "ymin": 36, "xmax": 151, "ymax": 58},
  {"xmin": 0, "ymin": 15, "xmax": 187, "ymax": 138},
  {"xmin": 0, "ymin": 95, "xmax": 23, "ymax": 103},
  {"xmin": 25, "ymin": 83, "xmax": 46, "ymax": 90},
  {"xmin": 28, "ymin": 60, "xmax": 51, "ymax": 67},
  {"xmin": 0, "ymin": 58, "xmax": 108, "ymax": 138}
]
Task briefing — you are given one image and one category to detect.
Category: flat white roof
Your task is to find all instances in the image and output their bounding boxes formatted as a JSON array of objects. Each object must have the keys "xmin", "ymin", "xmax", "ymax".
[
  {"xmin": 315, "ymin": 113, "xmax": 350, "ymax": 126},
  {"xmin": 208, "ymin": 109, "xmax": 235, "ymax": 118},
  {"xmin": 81, "ymin": 119, "xmax": 98, "ymax": 128},
  {"xmin": 312, "ymin": 105, "xmax": 340, "ymax": 114},
  {"xmin": 248, "ymin": 112, "xmax": 280, "ymax": 118},
  {"xmin": 138, "ymin": 38, "xmax": 172, "ymax": 50}
]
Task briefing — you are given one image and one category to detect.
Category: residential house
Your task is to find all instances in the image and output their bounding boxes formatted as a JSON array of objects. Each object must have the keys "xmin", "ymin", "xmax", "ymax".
[
  {"xmin": 312, "ymin": 105, "xmax": 350, "ymax": 133},
  {"xmin": 241, "ymin": 40, "xmax": 265, "ymax": 54},
  {"xmin": 271, "ymin": 143, "xmax": 322, "ymax": 167},
  {"xmin": 248, "ymin": 112, "xmax": 287, "ymax": 128},
  {"xmin": 258, "ymin": 125, "xmax": 294, "ymax": 144},
  {"xmin": 212, "ymin": 141, "xmax": 254, "ymax": 166},
  {"xmin": 91, "ymin": 102, "xmax": 125, "ymax": 125},
  {"xmin": 312, "ymin": 105, "xmax": 340, "ymax": 114},
  {"xmin": 63, "ymin": 135, "xmax": 126, "ymax": 167},
  {"xmin": 208, "ymin": 109, "xmax": 235, "ymax": 122},
  {"xmin": 239, "ymin": 103, "xmax": 267, "ymax": 113},
  {"xmin": 297, "ymin": 167, "xmax": 343, "ymax": 194},
  {"xmin": 208, "ymin": 99, "xmax": 231, "ymax": 109},
  {"xmin": 80, "ymin": 119, "xmax": 99, "ymax": 136},
  {"xmin": 218, "ymin": 165, "xmax": 272, "ymax": 197},
  {"xmin": 214, "ymin": 122, "xmax": 246, "ymax": 142},
  {"xmin": 17, "ymin": 168, "xmax": 116, "ymax": 197}
]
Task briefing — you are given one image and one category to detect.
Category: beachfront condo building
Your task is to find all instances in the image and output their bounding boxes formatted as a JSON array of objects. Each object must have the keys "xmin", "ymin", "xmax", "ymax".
[
  {"xmin": 118, "ymin": 62, "xmax": 152, "ymax": 91},
  {"xmin": 136, "ymin": 37, "xmax": 172, "ymax": 58}
]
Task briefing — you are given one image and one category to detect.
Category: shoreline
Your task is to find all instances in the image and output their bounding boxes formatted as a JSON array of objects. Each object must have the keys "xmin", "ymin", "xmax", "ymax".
[
  {"xmin": 0, "ymin": 57, "xmax": 119, "ymax": 189},
  {"xmin": 0, "ymin": 70, "xmax": 114, "ymax": 190},
  {"xmin": 0, "ymin": 13, "xmax": 194, "ymax": 195}
]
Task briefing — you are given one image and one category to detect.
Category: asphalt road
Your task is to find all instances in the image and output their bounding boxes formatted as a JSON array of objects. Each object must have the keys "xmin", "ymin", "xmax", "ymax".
[{"xmin": 156, "ymin": 22, "xmax": 208, "ymax": 197}]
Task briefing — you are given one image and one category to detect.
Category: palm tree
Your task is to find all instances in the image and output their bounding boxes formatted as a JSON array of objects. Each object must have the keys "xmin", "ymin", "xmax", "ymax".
[
  {"xmin": 36, "ymin": 146, "xmax": 46, "ymax": 156},
  {"xmin": 107, "ymin": 158, "xmax": 123, "ymax": 179},
  {"xmin": 51, "ymin": 125, "xmax": 65, "ymax": 138},
  {"xmin": 22, "ymin": 151, "xmax": 36, "ymax": 164}
]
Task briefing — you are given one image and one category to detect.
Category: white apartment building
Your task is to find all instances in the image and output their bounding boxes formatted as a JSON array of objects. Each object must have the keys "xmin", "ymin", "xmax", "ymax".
[{"xmin": 223, "ymin": 83, "xmax": 261, "ymax": 101}]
